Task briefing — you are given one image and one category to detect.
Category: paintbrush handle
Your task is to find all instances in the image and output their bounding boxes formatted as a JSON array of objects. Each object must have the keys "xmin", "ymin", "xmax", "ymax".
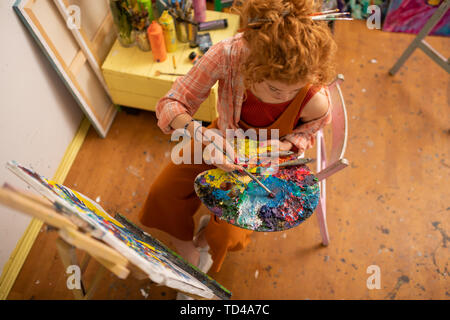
[
  {"xmin": 276, "ymin": 158, "xmax": 315, "ymax": 168},
  {"xmin": 310, "ymin": 9, "xmax": 340, "ymax": 16}
]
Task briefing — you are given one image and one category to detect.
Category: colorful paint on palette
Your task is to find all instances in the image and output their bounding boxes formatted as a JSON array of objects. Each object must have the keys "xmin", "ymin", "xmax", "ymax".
[
  {"xmin": 194, "ymin": 165, "xmax": 320, "ymax": 232},
  {"xmin": 6, "ymin": 161, "xmax": 231, "ymax": 300}
]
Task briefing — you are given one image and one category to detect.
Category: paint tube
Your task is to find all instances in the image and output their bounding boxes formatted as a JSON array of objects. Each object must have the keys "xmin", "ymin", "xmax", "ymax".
[
  {"xmin": 193, "ymin": 0, "xmax": 206, "ymax": 23},
  {"xmin": 159, "ymin": 10, "xmax": 177, "ymax": 52},
  {"xmin": 148, "ymin": 21, "xmax": 167, "ymax": 62}
]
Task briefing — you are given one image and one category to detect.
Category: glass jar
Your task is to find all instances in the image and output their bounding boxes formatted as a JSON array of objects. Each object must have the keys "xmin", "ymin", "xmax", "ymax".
[
  {"xmin": 109, "ymin": 0, "xmax": 135, "ymax": 47},
  {"xmin": 135, "ymin": 29, "xmax": 151, "ymax": 51}
]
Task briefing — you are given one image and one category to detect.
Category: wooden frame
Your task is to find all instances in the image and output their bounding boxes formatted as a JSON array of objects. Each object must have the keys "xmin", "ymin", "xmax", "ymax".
[
  {"xmin": 315, "ymin": 74, "xmax": 350, "ymax": 246},
  {"xmin": 0, "ymin": 117, "xmax": 90, "ymax": 300},
  {"xmin": 13, "ymin": 0, "xmax": 117, "ymax": 138},
  {"xmin": 0, "ymin": 184, "xmax": 126, "ymax": 299}
]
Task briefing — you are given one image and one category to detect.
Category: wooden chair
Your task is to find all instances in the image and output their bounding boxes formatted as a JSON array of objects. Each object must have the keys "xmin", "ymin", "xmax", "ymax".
[
  {"xmin": 389, "ymin": 0, "xmax": 450, "ymax": 75},
  {"xmin": 315, "ymin": 74, "xmax": 349, "ymax": 246}
]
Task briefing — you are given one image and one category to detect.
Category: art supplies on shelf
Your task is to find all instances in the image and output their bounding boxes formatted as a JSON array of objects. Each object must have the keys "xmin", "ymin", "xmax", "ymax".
[
  {"xmin": 172, "ymin": 55, "xmax": 177, "ymax": 69},
  {"xmin": 110, "ymin": 0, "xmax": 157, "ymax": 50},
  {"xmin": 196, "ymin": 32, "xmax": 212, "ymax": 53},
  {"xmin": 188, "ymin": 21, "xmax": 198, "ymax": 48},
  {"xmin": 159, "ymin": 10, "xmax": 177, "ymax": 52},
  {"xmin": 175, "ymin": 18, "xmax": 189, "ymax": 42},
  {"xmin": 193, "ymin": 0, "xmax": 206, "ymax": 23},
  {"xmin": 193, "ymin": 138, "xmax": 320, "ymax": 232},
  {"xmin": 109, "ymin": 0, "xmax": 135, "ymax": 47},
  {"xmin": 154, "ymin": 70, "xmax": 186, "ymax": 76},
  {"xmin": 189, "ymin": 51, "xmax": 202, "ymax": 64},
  {"xmin": 157, "ymin": 0, "xmax": 199, "ymax": 45},
  {"xmin": 148, "ymin": 20, "xmax": 167, "ymax": 62},
  {"xmin": 309, "ymin": 9, "xmax": 353, "ymax": 21}
]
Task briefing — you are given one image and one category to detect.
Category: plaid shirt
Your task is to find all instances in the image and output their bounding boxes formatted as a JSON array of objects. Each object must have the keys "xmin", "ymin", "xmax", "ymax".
[{"xmin": 156, "ymin": 33, "xmax": 332, "ymax": 154}]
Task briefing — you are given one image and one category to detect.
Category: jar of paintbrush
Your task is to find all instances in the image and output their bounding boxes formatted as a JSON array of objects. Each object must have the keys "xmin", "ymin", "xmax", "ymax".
[
  {"xmin": 175, "ymin": 18, "xmax": 189, "ymax": 43},
  {"xmin": 185, "ymin": 8, "xmax": 197, "ymax": 48}
]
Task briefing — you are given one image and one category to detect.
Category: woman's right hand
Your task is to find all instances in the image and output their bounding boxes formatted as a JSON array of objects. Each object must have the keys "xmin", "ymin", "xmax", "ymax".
[{"xmin": 200, "ymin": 128, "xmax": 242, "ymax": 172}]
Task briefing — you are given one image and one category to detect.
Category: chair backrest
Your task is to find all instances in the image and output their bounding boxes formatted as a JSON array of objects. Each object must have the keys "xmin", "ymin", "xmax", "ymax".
[{"xmin": 327, "ymin": 74, "xmax": 348, "ymax": 163}]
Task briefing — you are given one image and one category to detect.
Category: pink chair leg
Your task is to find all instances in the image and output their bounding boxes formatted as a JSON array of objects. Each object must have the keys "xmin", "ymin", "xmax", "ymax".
[
  {"xmin": 316, "ymin": 192, "xmax": 330, "ymax": 246},
  {"xmin": 320, "ymin": 133, "xmax": 327, "ymax": 172}
]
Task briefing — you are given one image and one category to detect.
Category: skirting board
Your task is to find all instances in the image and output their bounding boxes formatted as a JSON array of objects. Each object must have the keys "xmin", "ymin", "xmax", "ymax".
[{"xmin": 0, "ymin": 117, "xmax": 91, "ymax": 300}]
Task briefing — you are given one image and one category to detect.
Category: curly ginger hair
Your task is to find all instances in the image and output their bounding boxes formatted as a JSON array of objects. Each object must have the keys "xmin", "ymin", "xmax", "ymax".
[{"xmin": 231, "ymin": 0, "xmax": 337, "ymax": 87}]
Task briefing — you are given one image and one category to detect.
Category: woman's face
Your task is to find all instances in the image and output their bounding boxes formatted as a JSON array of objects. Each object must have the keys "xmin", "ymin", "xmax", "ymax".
[{"xmin": 251, "ymin": 79, "xmax": 307, "ymax": 104}]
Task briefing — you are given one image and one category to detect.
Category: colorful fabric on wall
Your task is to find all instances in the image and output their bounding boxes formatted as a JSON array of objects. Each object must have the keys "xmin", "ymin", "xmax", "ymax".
[
  {"xmin": 336, "ymin": 0, "xmax": 390, "ymax": 20},
  {"xmin": 382, "ymin": 0, "xmax": 450, "ymax": 36}
]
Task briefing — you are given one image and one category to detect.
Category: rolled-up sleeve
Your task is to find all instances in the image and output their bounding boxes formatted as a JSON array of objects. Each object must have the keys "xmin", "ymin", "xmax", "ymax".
[{"xmin": 155, "ymin": 41, "xmax": 225, "ymax": 134}]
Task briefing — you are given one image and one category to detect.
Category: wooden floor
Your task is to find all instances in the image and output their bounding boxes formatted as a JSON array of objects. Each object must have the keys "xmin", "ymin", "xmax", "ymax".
[{"xmin": 7, "ymin": 21, "xmax": 449, "ymax": 300}]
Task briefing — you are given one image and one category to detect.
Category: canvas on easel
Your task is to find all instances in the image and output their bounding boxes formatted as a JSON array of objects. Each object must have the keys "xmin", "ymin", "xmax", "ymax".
[
  {"xmin": 6, "ymin": 161, "xmax": 231, "ymax": 300},
  {"xmin": 13, "ymin": 0, "xmax": 117, "ymax": 137}
]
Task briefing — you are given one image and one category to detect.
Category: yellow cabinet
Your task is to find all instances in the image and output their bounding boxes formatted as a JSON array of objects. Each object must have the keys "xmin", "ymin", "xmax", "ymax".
[{"xmin": 102, "ymin": 10, "xmax": 239, "ymax": 122}]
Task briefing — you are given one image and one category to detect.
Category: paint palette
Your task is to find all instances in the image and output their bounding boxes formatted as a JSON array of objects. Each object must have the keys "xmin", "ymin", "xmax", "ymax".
[{"xmin": 194, "ymin": 164, "xmax": 320, "ymax": 232}]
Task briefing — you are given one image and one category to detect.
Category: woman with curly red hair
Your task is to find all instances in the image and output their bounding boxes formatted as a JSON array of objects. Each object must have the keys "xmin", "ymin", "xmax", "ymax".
[{"xmin": 139, "ymin": 0, "xmax": 337, "ymax": 277}]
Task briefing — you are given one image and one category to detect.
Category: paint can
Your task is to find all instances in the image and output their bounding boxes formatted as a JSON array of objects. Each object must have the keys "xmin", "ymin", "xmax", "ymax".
[
  {"xmin": 147, "ymin": 20, "xmax": 167, "ymax": 62},
  {"xmin": 187, "ymin": 23, "xmax": 198, "ymax": 48},
  {"xmin": 159, "ymin": 10, "xmax": 177, "ymax": 52},
  {"xmin": 189, "ymin": 51, "xmax": 201, "ymax": 64}
]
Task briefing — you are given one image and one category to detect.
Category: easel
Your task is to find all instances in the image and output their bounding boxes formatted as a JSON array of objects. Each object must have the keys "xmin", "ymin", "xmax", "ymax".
[
  {"xmin": 389, "ymin": 0, "xmax": 450, "ymax": 75},
  {"xmin": 0, "ymin": 184, "xmax": 148, "ymax": 300}
]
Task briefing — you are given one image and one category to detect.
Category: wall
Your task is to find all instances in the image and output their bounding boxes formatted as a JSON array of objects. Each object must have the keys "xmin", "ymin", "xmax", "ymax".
[{"xmin": 0, "ymin": 0, "xmax": 84, "ymax": 275}]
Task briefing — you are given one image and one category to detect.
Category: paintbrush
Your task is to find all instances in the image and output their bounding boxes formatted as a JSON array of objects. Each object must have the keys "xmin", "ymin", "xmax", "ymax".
[
  {"xmin": 262, "ymin": 150, "xmax": 294, "ymax": 157},
  {"xmin": 154, "ymin": 70, "xmax": 186, "ymax": 76},
  {"xmin": 242, "ymin": 150, "xmax": 294, "ymax": 161},
  {"xmin": 276, "ymin": 157, "xmax": 315, "ymax": 168},
  {"xmin": 310, "ymin": 9, "xmax": 340, "ymax": 16},
  {"xmin": 311, "ymin": 11, "xmax": 352, "ymax": 21},
  {"xmin": 312, "ymin": 12, "xmax": 351, "ymax": 19},
  {"xmin": 205, "ymin": 137, "xmax": 276, "ymax": 197}
]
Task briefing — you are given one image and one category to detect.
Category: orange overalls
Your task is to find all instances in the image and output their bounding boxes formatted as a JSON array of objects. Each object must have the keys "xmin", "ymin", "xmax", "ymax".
[{"xmin": 139, "ymin": 84, "xmax": 315, "ymax": 272}]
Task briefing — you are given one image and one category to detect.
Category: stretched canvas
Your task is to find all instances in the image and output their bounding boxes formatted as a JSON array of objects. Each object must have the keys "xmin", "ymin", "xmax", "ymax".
[{"xmin": 7, "ymin": 161, "xmax": 231, "ymax": 300}]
